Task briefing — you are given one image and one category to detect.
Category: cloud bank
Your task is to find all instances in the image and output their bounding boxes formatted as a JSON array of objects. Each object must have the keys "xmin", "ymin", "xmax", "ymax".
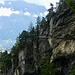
[
  {"xmin": 0, "ymin": 7, "xmax": 20, "ymax": 16},
  {"xmin": 23, "ymin": 0, "xmax": 59, "ymax": 9}
]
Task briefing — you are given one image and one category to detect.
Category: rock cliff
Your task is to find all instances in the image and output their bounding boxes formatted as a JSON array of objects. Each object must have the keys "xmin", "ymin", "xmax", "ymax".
[
  {"xmin": 17, "ymin": 2, "xmax": 75, "ymax": 75},
  {"xmin": 23, "ymin": 9, "xmax": 75, "ymax": 75},
  {"xmin": 49, "ymin": 7, "xmax": 75, "ymax": 75}
]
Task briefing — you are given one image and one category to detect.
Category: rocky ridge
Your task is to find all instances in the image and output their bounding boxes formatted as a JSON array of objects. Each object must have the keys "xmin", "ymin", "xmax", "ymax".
[{"xmin": 49, "ymin": 7, "xmax": 75, "ymax": 75}]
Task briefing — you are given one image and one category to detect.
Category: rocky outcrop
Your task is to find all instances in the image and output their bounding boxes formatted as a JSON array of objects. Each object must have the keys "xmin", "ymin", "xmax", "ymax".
[
  {"xmin": 50, "ymin": 8, "xmax": 75, "ymax": 75},
  {"xmin": 18, "ymin": 2, "xmax": 75, "ymax": 75},
  {"xmin": 51, "ymin": 13, "xmax": 75, "ymax": 60}
]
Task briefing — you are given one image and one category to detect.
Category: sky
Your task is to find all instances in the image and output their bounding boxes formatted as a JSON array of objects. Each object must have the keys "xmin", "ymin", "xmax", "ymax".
[
  {"xmin": 0, "ymin": 0, "xmax": 60, "ymax": 17},
  {"xmin": 0, "ymin": 0, "xmax": 59, "ymax": 9},
  {"xmin": 0, "ymin": 0, "xmax": 59, "ymax": 52},
  {"xmin": 24, "ymin": 0, "xmax": 59, "ymax": 9}
]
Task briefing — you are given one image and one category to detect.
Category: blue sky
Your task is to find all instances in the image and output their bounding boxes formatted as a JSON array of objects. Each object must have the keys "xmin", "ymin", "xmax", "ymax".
[
  {"xmin": 23, "ymin": 0, "xmax": 59, "ymax": 9},
  {"xmin": 0, "ymin": 0, "xmax": 59, "ymax": 16},
  {"xmin": 0, "ymin": 0, "xmax": 59, "ymax": 9},
  {"xmin": 0, "ymin": 0, "xmax": 59, "ymax": 52}
]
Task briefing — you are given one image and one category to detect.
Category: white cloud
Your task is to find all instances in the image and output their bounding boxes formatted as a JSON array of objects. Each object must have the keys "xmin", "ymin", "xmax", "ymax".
[
  {"xmin": 0, "ymin": 7, "xmax": 20, "ymax": 16},
  {"xmin": 32, "ymin": 14, "xmax": 38, "ymax": 17},
  {"xmin": 39, "ymin": 13, "xmax": 43, "ymax": 16},
  {"xmin": 23, "ymin": 0, "xmax": 59, "ymax": 9},
  {"xmin": 32, "ymin": 11, "xmax": 48, "ymax": 18},
  {"xmin": 44, "ymin": 11, "xmax": 49, "ymax": 16},
  {"xmin": 13, "ymin": 11, "xmax": 20, "ymax": 14},
  {"xmin": 8, "ymin": 2, "xmax": 11, "ymax": 5},
  {"xmin": 0, "ymin": 0, "xmax": 5, "ymax": 4},
  {"xmin": 0, "ymin": 46, "xmax": 10, "ymax": 53},
  {"xmin": 2, "ymin": 39, "xmax": 16, "ymax": 45},
  {"xmin": 0, "ymin": 7, "xmax": 12, "ymax": 16},
  {"xmin": 0, "ymin": 44, "xmax": 6, "ymax": 52},
  {"xmin": 24, "ymin": 12, "xmax": 31, "ymax": 16},
  {"xmin": 0, "ymin": 47, "xmax": 6, "ymax": 52},
  {"xmin": 38, "ymin": 0, "xmax": 60, "ymax": 9},
  {"xmin": 0, "ymin": 39, "xmax": 16, "ymax": 52}
]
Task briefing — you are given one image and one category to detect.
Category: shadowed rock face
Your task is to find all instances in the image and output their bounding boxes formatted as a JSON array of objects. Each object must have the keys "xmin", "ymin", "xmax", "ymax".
[
  {"xmin": 51, "ymin": 13, "xmax": 75, "ymax": 60},
  {"xmin": 50, "ymin": 9, "xmax": 75, "ymax": 75},
  {"xmin": 18, "ymin": 2, "xmax": 75, "ymax": 75}
]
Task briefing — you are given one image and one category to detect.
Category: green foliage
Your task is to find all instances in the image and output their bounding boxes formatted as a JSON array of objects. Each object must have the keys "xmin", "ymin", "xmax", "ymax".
[
  {"xmin": 0, "ymin": 51, "xmax": 12, "ymax": 73},
  {"xmin": 18, "ymin": 30, "xmax": 29, "ymax": 49},
  {"xmin": 11, "ymin": 36, "xmax": 22, "ymax": 69},
  {"xmin": 46, "ymin": 3, "xmax": 55, "ymax": 22},
  {"xmin": 46, "ymin": 9, "xmax": 55, "ymax": 22},
  {"xmin": 36, "ymin": 16, "xmax": 41, "ymax": 26},
  {"xmin": 41, "ymin": 62, "xmax": 59, "ymax": 75},
  {"xmin": 8, "ymin": 10, "xmax": 51, "ymax": 73},
  {"xmin": 28, "ymin": 21, "xmax": 33, "ymax": 32},
  {"xmin": 69, "ymin": 65, "xmax": 75, "ymax": 75},
  {"xmin": 65, "ymin": 0, "xmax": 75, "ymax": 11},
  {"xmin": 56, "ymin": 0, "xmax": 68, "ymax": 13},
  {"xmin": 40, "ymin": 17, "xmax": 46, "ymax": 27}
]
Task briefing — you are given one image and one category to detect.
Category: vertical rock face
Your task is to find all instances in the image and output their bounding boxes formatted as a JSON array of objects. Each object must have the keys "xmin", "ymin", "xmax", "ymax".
[
  {"xmin": 18, "ymin": 51, "xmax": 25, "ymax": 75},
  {"xmin": 39, "ymin": 39, "xmax": 50, "ymax": 64},
  {"xmin": 18, "ymin": 3, "xmax": 75, "ymax": 75},
  {"xmin": 18, "ymin": 31, "xmax": 50, "ymax": 75},
  {"xmin": 18, "ymin": 40, "xmax": 35, "ymax": 75},
  {"xmin": 50, "ymin": 9, "xmax": 75, "ymax": 75},
  {"xmin": 51, "ymin": 13, "xmax": 75, "ymax": 60}
]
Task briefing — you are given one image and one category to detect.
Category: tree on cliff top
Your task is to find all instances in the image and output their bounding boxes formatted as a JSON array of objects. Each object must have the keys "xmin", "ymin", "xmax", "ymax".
[{"xmin": 65, "ymin": 0, "xmax": 75, "ymax": 11}]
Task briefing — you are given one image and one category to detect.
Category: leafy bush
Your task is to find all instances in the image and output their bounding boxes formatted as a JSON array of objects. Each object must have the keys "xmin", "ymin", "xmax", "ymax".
[
  {"xmin": 65, "ymin": 0, "xmax": 75, "ymax": 11},
  {"xmin": 69, "ymin": 65, "xmax": 75, "ymax": 75},
  {"xmin": 41, "ymin": 62, "xmax": 60, "ymax": 75}
]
